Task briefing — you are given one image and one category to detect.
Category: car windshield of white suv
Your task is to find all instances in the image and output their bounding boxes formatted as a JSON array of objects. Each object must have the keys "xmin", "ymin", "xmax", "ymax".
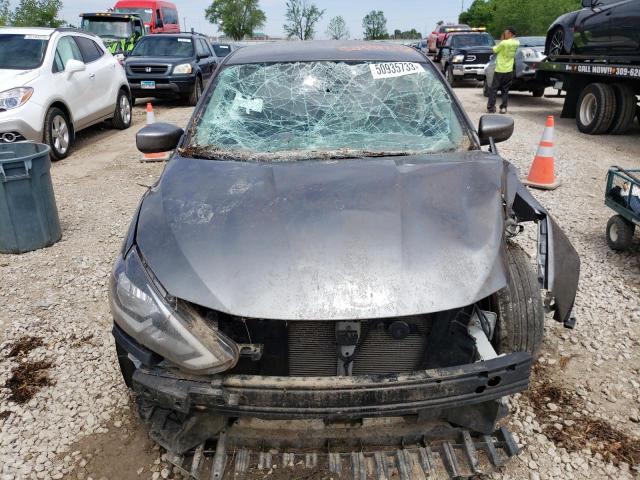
[
  {"xmin": 186, "ymin": 61, "xmax": 466, "ymax": 162},
  {"xmin": 130, "ymin": 37, "xmax": 195, "ymax": 57},
  {"xmin": 0, "ymin": 34, "xmax": 48, "ymax": 69},
  {"xmin": 81, "ymin": 19, "xmax": 132, "ymax": 39}
]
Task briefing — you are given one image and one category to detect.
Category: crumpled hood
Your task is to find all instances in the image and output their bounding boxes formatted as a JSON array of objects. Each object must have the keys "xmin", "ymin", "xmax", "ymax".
[
  {"xmin": 0, "ymin": 69, "xmax": 40, "ymax": 91},
  {"xmin": 136, "ymin": 152, "xmax": 508, "ymax": 320}
]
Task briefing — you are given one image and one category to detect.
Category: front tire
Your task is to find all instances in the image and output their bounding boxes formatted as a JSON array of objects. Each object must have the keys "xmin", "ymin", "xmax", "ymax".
[
  {"xmin": 483, "ymin": 78, "xmax": 490, "ymax": 97},
  {"xmin": 577, "ymin": 83, "xmax": 616, "ymax": 134},
  {"xmin": 547, "ymin": 27, "xmax": 568, "ymax": 56},
  {"xmin": 606, "ymin": 215, "xmax": 635, "ymax": 251},
  {"xmin": 44, "ymin": 107, "xmax": 71, "ymax": 161},
  {"xmin": 445, "ymin": 65, "xmax": 457, "ymax": 87},
  {"xmin": 492, "ymin": 243, "xmax": 545, "ymax": 357},
  {"xmin": 532, "ymin": 87, "xmax": 545, "ymax": 98},
  {"xmin": 112, "ymin": 90, "xmax": 132, "ymax": 130},
  {"xmin": 187, "ymin": 76, "xmax": 202, "ymax": 106}
]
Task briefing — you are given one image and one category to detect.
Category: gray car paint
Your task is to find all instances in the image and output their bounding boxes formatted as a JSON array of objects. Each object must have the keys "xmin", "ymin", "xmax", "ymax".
[{"xmin": 133, "ymin": 150, "xmax": 579, "ymax": 324}]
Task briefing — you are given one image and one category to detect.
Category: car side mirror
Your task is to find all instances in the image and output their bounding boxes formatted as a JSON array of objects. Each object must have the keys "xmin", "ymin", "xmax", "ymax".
[
  {"xmin": 65, "ymin": 59, "xmax": 85, "ymax": 76},
  {"xmin": 136, "ymin": 123, "xmax": 184, "ymax": 153},
  {"xmin": 478, "ymin": 115, "xmax": 514, "ymax": 146}
]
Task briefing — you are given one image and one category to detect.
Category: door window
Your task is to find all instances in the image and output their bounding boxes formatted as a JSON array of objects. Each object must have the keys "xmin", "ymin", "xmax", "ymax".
[
  {"xmin": 195, "ymin": 39, "xmax": 210, "ymax": 58},
  {"xmin": 74, "ymin": 36, "xmax": 104, "ymax": 63},
  {"xmin": 53, "ymin": 36, "xmax": 83, "ymax": 73},
  {"xmin": 161, "ymin": 8, "xmax": 178, "ymax": 25}
]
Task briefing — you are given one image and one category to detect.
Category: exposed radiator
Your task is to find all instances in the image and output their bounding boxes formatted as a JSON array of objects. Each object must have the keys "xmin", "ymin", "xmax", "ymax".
[{"xmin": 288, "ymin": 319, "xmax": 428, "ymax": 377}]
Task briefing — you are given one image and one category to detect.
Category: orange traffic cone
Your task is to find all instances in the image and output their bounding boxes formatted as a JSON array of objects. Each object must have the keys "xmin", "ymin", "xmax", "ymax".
[
  {"xmin": 523, "ymin": 116, "xmax": 561, "ymax": 190},
  {"xmin": 141, "ymin": 102, "xmax": 171, "ymax": 163}
]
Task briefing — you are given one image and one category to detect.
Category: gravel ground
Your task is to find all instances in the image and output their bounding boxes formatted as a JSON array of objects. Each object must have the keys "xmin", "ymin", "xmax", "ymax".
[{"xmin": 0, "ymin": 86, "xmax": 639, "ymax": 480}]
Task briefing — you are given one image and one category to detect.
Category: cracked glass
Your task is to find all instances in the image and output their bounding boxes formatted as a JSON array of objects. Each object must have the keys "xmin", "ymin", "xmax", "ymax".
[{"xmin": 187, "ymin": 61, "xmax": 466, "ymax": 161}]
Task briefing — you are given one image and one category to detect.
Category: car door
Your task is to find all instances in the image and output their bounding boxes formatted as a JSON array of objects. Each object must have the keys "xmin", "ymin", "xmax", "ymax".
[
  {"xmin": 574, "ymin": 0, "xmax": 619, "ymax": 53},
  {"xmin": 607, "ymin": 0, "xmax": 640, "ymax": 53},
  {"xmin": 195, "ymin": 39, "xmax": 215, "ymax": 80},
  {"xmin": 74, "ymin": 36, "xmax": 117, "ymax": 120},
  {"xmin": 52, "ymin": 36, "xmax": 93, "ymax": 126}
]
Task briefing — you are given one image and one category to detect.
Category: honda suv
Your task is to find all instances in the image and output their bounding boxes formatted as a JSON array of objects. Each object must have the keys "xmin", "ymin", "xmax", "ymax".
[
  {"xmin": 125, "ymin": 33, "xmax": 218, "ymax": 106},
  {"xmin": 0, "ymin": 27, "xmax": 132, "ymax": 159}
]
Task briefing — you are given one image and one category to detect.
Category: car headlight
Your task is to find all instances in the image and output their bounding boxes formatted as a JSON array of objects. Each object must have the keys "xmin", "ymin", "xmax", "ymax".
[
  {"xmin": 173, "ymin": 63, "xmax": 193, "ymax": 74},
  {"xmin": 0, "ymin": 87, "xmax": 33, "ymax": 111},
  {"xmin": 109, "ymin": 248, "xmax": 239, "ymax": 374},
  {"xmin": 521, "ymin": 48, "xmax": 538, "ymax": 59},
  {"xmin": 452, "ymin": 54, "xmax": 466, "ymax": 63}
]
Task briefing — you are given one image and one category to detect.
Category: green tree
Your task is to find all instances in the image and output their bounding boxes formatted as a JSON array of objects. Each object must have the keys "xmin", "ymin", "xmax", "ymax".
[
  {"xmin": 13, "ymin": 0, "xmax": 63, "ymax": 27},
  {"xmin": 459, "ymin": 0, "xmax": 580, "ymax": 37},
  {"xmin": 362, "ymin": 10, "xmax": 388, "ymax": 40},
  {"xmin": 0, "ymin": 0, "xmax": 11, "ymax": 26},
  {"xmin": 326, "ymin": 15, "xmax": 349, "ymax": 40},
  {"xmin": 283, "ymin": 0, "xmax": 325, "ymax": 40},
  {"xmin": 205, "ymin": 0, "xmax": 266, "ymax": 41}
]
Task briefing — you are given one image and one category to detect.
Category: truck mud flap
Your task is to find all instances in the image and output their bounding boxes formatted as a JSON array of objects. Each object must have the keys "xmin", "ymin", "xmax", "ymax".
[{"xmin": 164, "ymin": 426, "xmax": 519, "ymax": 480}]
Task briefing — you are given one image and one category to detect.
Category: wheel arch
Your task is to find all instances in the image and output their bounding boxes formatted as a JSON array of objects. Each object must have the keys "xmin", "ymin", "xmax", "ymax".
[
  {"xmin": 545, "ymin": 23, "xmax": 575, "ymax": 55},
  {"xmin": 45, "ymin": 100, "xmax": 75, "ymax": 141}
]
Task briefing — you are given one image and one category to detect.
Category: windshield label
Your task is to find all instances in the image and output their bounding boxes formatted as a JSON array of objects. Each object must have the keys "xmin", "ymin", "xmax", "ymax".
[
  {"xmin": 24, "ymin": 35, "xmax": 49, "ymax": 40},
  {"xmin": 178, "ymin": 38, "xmax": 192, "ymax": 43},
  {"xmin": 232, "ymin": 93, "xmax": 264, "ymax": 115},
  {"xmin": 370, "ymin": 62, "xmax": 424, "ymax": 79}
]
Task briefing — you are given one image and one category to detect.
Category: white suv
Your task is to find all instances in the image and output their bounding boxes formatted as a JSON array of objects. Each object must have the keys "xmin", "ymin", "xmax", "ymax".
[{"xmin": 0, "ymin": 27, "xmax": 132, "ymax": 160}]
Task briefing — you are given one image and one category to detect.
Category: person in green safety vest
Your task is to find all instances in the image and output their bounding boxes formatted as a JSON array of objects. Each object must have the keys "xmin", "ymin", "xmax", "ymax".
[{"xmin": 487, "ymin": 27, "xmax": 520, "ymax": 115}]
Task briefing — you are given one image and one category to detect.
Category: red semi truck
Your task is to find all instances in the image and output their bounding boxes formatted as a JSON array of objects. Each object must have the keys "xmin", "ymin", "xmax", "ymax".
[{"xmin": 114, "ymin": 0, "xmax": 180, "ymax": 34}]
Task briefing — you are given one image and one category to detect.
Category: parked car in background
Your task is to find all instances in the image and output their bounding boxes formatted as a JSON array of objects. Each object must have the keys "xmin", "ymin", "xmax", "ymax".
[
  {"xmin": 114, "ymin": 0, "xmax": 179, "ymax": 34},
  {"xmin": 116, "ymin": 40, "xmax": 580, "ymax": 479},
  {"xmin": 210, "ymin": 42, "xmax": 234, "ymax": 63},
  {"xmin": 546, "ymin": 0, "xmax": 640, "ymax": 57},
  {"xmin": 484, "ymin": 36, "xmax": 549, "ymax": 97},
  {"xmin": 80, "ymin": 12, "xmax": 146, "ymax": 57},
  {"xmin": 427, "ymin": 23, "xmax": 470, "ymax": 54},
  {"xmin": 436, "ymin": 30, "xmax": 495, "ymax": 85},
  {"xmin": 0, "ymin": 27, "xmax": 131, "ymax": 159},
  {"xmin": 125, "ymin": 33, "xmax": 218, "ymax": 105}
]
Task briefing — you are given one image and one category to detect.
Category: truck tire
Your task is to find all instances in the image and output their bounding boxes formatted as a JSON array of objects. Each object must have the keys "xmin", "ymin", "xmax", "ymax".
[
  {"xmin": 606, "ymin": 215, "xmax": 635, "ymax": 251},
  {"xmin": 483, "ymin": 78, "xmax": 490, "ymax": 97},
  {"xmin": 445, "ymin": 65, "xmax": 457, "ymax": 86},
  {"xmin": 492, "ymin": 242, "xmax": 544, "ymax": 357},
  {"xmin": 577, "ymin": 83, "xmax": 616, "ymax": 134},
  {"xmin": 608, "ymin": 83, "xmax": 637, "ymax": 135}
]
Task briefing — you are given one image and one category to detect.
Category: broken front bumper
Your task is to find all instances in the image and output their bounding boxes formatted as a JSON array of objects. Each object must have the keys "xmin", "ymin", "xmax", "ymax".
[{"xmin": 132, "ymin": 352, "xmax": 531, "ymax": 420}]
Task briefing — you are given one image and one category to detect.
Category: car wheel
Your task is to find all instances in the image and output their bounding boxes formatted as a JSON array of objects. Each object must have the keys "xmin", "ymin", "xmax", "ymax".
[
  {"xmin": 577, "ymin": 83, "xmax": 616, "ymax": 134},
  {"xmin": 112, "ymin": 90, "xmax": 132, "ymax": 130},
  {"xmin": 445, "ymin": 65, "xmax": 457, "ymax": 86},
  {"xmin": 606, "ymin": 215, "xmax": 635, "ymax": 251},
  {"xmin": 531, "ymin": 87, "xmax": 545, "ymax": 98},
  {"xmin": 608, "ymin": 83, "xmax": 637, "ymax": 135},
  {"xmin": 548, "ymin": 27, "xmax": 567, "ymax": 56},
  {"xmin": 44, "ymin": 107, "xmax": 71, "ymax": 161},
  {"xmin": 483, "ymin": 78, "xmax": 490, "ymax": 97},
  {"xmin": 492, "ymin": 242, "xmax": 544, "ymax": 357},
  {"xmin": 188, "ymin": 76, "xmax": 202, "ymax": 106}
]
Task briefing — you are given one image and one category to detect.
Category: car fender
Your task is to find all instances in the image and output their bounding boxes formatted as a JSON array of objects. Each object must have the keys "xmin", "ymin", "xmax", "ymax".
[{"xmin": 504, "ymin": 161, "xmax": 580, "ymax": 327}]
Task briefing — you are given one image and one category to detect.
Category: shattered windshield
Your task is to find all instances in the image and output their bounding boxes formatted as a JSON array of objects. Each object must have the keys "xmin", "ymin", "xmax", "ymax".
[{"xmin": 186, "ymin": 61, "xmax": 466, "ymax": 161}]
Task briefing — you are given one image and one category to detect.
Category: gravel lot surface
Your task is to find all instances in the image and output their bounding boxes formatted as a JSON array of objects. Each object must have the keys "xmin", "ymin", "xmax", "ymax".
[{"xmin": 0, "ymin": 85, "xmax": 639, "ymax": 480}]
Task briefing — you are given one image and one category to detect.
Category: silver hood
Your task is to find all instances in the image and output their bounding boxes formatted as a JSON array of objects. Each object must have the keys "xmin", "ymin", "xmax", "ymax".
[{"xmin": 136, "ymin": 151, "xmax": 509, "ymax": 320}]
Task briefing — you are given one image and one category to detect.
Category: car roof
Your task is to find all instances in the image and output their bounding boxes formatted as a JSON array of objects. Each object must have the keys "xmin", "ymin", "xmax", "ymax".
[
  {"xmin": 226, "ymin": 40, "xmax": 425, "ymax": 65},
  {"xmin": 0, "ymin": 27, "xmax": 56, "ymax": 36}
]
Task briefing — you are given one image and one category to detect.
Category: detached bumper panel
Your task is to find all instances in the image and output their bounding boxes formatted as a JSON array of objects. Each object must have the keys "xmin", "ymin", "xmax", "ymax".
[
  {"xmin": 132, "ymin": 352, "xmax": 531, "ymax": 420},
  {"xmin": 163, "ymin": 425, "xmax": 520, "ymax": 480}
]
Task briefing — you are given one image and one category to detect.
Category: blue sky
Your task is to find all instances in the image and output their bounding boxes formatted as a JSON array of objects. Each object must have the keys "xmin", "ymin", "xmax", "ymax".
[{"xmin": 57, "ymin": 0, "xmax": 466, "ymax": 39}]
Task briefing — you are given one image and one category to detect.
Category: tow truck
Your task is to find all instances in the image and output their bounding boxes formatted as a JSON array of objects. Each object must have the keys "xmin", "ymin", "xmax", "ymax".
[
  {"xmin": 80, "ymin": 12, "xmax": 146, "ymax": 60},
  {"xmin": 537, "ymin": 54, "xmax": 640, "ymax": 135}
]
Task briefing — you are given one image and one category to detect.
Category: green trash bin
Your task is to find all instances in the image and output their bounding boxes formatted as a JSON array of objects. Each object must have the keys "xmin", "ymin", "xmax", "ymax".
[{"xmin": 0, "ymin": 143, "xmax": 62, "ymax": 254}]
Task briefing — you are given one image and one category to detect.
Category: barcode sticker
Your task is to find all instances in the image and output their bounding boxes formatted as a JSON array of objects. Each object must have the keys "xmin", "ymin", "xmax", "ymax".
[{"xmin": 370, "ymin": 62, "xmax": 425, "ymax": 79}]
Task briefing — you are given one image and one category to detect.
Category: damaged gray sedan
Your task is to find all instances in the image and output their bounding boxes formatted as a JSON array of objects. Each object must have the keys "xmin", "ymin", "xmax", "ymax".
[{"xmin": 110, "ymin": 41, "xmax": 580, "ymax": 479}]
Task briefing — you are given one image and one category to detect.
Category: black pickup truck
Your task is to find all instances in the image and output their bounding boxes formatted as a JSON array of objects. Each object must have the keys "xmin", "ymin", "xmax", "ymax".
[{"xmin": 435, "ymin": 30, "xmax": 495, "ymax": 85}]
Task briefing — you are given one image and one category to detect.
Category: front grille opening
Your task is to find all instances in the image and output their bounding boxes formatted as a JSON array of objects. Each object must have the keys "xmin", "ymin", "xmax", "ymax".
[{"xmin": 200, "ymin": 308, "xmax": 479, "ymax": 378}]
